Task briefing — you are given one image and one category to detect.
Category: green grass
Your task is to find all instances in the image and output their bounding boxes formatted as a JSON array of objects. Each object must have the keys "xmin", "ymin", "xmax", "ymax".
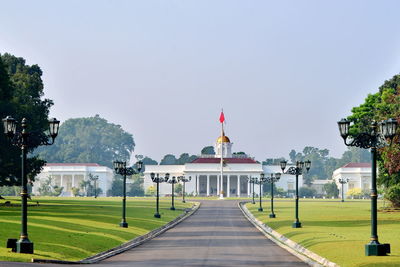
[
  {"xmin": 0, "ymin": 197, "xmax": 192, "ymax": 262},
  {"xmin": 246, "ymin": 199, "xmax": 400, "ymax": 267}
]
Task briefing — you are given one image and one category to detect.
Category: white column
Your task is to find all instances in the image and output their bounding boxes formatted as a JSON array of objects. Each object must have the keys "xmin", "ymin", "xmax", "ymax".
[
  {"xmin": 206, "ymin": 175, "xmax": 210, "ymax": 196},
  {"xmin": 72, "ymin": 175, "xmax": 75, "ymax": 190},
  {"xmin": 61, "ymin": 175, "xmax": 64, "ymax": 192},
  {"xmin": 196, "ymin": 175, "xmax": 199, "ymax": 196},
  {"xmin": 237, "ymin": 175, "xmax": 241, "ymax": 197},
  {"xmin": 217, "ymin": 175, "xmax": 220, "ymax": 195},
  {"xmin": 227, "ymin": 175, "xmax": 230, "ymax": 197},
  {"xmin": 247, "ymin": 175, "xmax": 250, "ymax": 196}
]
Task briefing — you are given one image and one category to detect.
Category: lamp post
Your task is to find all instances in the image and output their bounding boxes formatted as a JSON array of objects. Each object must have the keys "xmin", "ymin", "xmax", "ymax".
[
  {"xmin": 2, "ymin": 116, "xmax": 60, "ymax": 254},
  {"xmin": 113, "ymin": 160, "xmax": 143, "ymax": 228},
  {"xmin": 167, "ymin": 176, "xmax": 179, "ymax": 210},
  {"xmin": 338, "ymin": 178, "xmax": 349, "ymax": 202},
  {"xmin": 338, "ymin": 117, "xmax": 397, "ymax": 256},
  {"xmin": 248, "ymin": 177, "xmax": 257, "ymax": 204},
  {"xmin": 256, "ymin": 173, "xmax": 267, "ymax": 212},
  {"xmin": 150, "ymin": 173, "xmax": 170, "ymax": 218},
  {"xmin": 265, "ymin": 172, "xmax": 282, "ymax": 218},
  {"xmin": 280, "ymin": 160, "xmax": 311, "ymax": 228},
  {"xmin": 178, "ymin": 176, "xmax": 191, "ymax": 203}
]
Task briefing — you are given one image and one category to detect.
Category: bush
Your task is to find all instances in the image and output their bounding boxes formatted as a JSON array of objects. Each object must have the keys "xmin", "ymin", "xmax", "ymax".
[
  {"xmin": 145, "ymin": 185, "xmax": 156, "ymax": 196},
  {"xmin": 385, "ymin": 184, "xmax": 400, "ymax": 207},
  {"xmin": 347, "ymin": 188, "xmax": 362, "ymax": 199},
  {"xmin": 299, "ymin": 187, "xmax": 317, "ymax": 197}
]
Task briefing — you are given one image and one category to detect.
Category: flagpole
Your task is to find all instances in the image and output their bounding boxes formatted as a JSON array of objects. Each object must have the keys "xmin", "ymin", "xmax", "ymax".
[{"xmin": 220, "ymin": 117, "xmax": 224, "ymax": 199}]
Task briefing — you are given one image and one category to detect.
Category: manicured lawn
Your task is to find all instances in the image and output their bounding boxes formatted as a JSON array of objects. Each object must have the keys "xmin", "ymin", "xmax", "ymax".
[
  {"xmin": 0, "ymin": 197, "xmax": 192, "ymax": 262},
  {"xmin": 246, "ymin": 199, "xmax": 400, "ymax": 267}
]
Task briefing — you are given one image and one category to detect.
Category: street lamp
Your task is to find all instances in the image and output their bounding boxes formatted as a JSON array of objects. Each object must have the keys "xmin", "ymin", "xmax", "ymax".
[
  {"xmin": 280, "ymin": 160, "xmax": 311, "ymax": 228},
  {"xmin": 150, "ymin": 173, "xmax": 170, "ymax": 218},
  {"xmin": 113, "ymin": 160, "xmax": 143, "ymax": 228},
  {"xmin": 178, "ymin": 175, "xmax": 191, "ymax": 203},
  {"xmin": 255, "ymin": 173, "xmax": 267, "ymax": 212},
  {"xmin": 338, "ymin": 117, "xmax": 397, "ymax": 256},
  {"xmin": 92, "ymin": 175, "xmax": 99, "ymax": 198},
  {"xmin": 338, "ymin": 178, "xmax": 349, "ymax": 202},
  {"xmin": 2, "ymin": 116, "xmax": 60, "ymax": 254},
  {"xmin": 248, "ymin": 176, "xmax": 257, "ymax": 204},
  {"xmin": 265, "ymin": 172, "xmax": 282, "ymax": 218},
  {"xmin": 167, "ymin": 176, "xmax": 179, "ymax": 210}
]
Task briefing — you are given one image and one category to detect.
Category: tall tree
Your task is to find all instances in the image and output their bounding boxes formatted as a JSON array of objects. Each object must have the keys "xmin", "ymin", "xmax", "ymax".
[
  {"xmin": 0, "ymin": 53, "xmax": 53, "ymax": 187},
  {"xmin": 201, "ymin": 146, "xmax": 215, "ymax": 155},
  {"xmin": 346, "ymin": 73, "xmax": 400, "ymax": 206},
  {"xmin": 160, "ymin": 154, "xmax": 178, "ymax": 165},
  {"xmin": 36, "ymin": 115, "xmax": 135, "ymax": 168}
]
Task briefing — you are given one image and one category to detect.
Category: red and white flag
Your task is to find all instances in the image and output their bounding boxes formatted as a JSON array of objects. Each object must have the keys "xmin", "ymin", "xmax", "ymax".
[{"xmin": 219, "ymin": 111, "xmax": 225, "ymax": 124}]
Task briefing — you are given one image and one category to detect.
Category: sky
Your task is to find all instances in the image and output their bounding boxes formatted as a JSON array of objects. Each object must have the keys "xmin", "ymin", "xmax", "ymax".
[{"xmin": 1, "ymin": 0, "xmax": 400, "ymax": 163}]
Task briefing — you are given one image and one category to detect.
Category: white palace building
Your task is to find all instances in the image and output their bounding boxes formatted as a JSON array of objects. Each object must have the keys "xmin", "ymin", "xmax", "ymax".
[{"xmin": 143, "ymin": 133, "xmax": 302, "ymax": 197}]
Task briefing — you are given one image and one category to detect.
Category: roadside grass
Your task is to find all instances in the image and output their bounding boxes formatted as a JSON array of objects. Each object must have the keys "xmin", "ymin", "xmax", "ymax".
[
  {"xmin": 0, "ymin": 197, "xmax": 192, "ymax": 262},
  {"xmin": 246, "ymin": 199, "xmax": 400, "ymax": 267}
]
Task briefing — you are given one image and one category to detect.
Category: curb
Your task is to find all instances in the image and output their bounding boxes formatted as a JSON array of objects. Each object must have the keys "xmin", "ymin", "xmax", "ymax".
[
  {"xmin": 239, "ymin": 201, "xmax": 339, "ymax": 267},
  {"xmin": 32, "ymin": 202, "xmax": 201, "ymax": 264}
]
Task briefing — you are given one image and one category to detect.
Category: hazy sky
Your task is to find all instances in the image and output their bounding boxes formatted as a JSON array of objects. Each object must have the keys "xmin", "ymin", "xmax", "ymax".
[{"xmin": 1, "ymin": 0, "xmax": 400, "ymax": 162}]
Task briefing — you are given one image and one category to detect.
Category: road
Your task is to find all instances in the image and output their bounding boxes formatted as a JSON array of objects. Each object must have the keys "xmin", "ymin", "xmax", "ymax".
[{"xmin": 1, "ymin": 200, "xmax": 307, "ymax": 267}]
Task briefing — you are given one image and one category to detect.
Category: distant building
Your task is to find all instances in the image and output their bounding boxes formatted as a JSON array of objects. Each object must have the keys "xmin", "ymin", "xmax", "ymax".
[
  {"xmin": 32, "ymin": 163, "xmax": 114, "ymax": 197},
  {"xmin": 262, "ymin": 165, "xmax": 304, "ymax": 193},
  {"xmin": 332, "ymin": 162, "xmax": 371, "ymax": 198},
  {"xmin": 310, "ymin": 179, "xmax": 332, "ymax": 196},
  {"xmin": 143, "ymin": 132, "xmax": 264, "ymax": 197}
]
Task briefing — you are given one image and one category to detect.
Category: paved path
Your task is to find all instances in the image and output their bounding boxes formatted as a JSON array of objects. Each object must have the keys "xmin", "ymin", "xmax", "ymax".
[
  {"xmin": 0, "ymin": 200, "xmax": 307, "ymax": 267},
  {"xmin": 96, "ymin": 200, "xmax": 307, "ymax": 267}
]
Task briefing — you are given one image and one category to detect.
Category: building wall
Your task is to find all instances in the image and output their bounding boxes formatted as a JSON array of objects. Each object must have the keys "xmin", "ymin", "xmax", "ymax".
[
  {"xmin": 32, "ymin": 164, "xmax": 114, "ymax": 197},
  {"xmin": 332, "ymin": 166, "xmax": 371, "ymax": 198},
  {"xmin": 262, "ymin": 165, "xmax": 303, "ymax": 192}
]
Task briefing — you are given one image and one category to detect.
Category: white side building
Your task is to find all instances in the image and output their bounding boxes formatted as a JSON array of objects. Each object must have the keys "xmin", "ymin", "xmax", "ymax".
[
  {"xmin": 332, "ymin": 162, "xmax": 372, "ymax": 198},
  {"xmin": 32, "ymin": 163, "xmax": 114, "ymax": 197}
]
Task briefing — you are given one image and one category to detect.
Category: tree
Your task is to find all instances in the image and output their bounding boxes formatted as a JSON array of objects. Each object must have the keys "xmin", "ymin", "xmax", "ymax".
[
  {"xmin": 0, "ymin": 53, "xmax": 53, "ymax": 188},
  {"xmin": 201, "ymin": 146, "xmax": 215, "ymax": 155},
  {"xmin": 127, "ymin": 174, "xmax": 144, "ymax": 196},
  {"xmin": 145, "ymin": 185, "xmax": 156, "ymax": 196},
  {"xmin": 36, "ymin": 115, "xmax": 135, "ymax": 168},
  {"xmin": 346, "ymin": 74, "xmax": 400, "ymax": 206},
  {"xmin": 299, "ymin": 187, "xmax": 317, "ymax": 197},
  {"xmin": 323, "ymin": 182, "xmax": 339, "ymax": 198},
  {"xmin": 175, "ymin": 183, "xmax": 183, "ymax": 195},
  {"xmin": 107, "ymin": 175, "xmax": 123, "ymax": 196},
  {"xmin": 160, "ymin": 154, "xmax": 178, "ymax": 165},
  {"xmin": 177, "ymin": 153, "xmax": 198, "ymax": 164}
]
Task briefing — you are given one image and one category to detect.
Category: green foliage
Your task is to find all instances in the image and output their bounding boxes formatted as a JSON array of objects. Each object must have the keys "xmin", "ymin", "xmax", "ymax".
[
  {"xmin": 36, "ymin": 115, "xmax": 135, "ymax": 168},
  {"xmin": 174, "ymin": 183, "xmax": 183, "ymax": 195},
  {"xmin": 385, "ymin": 184, "xmax": 400, "ymax": 207},
  {"xmin": 0, "ymin": 186, "xmax": 19, "ymax": 196},
  {"xmin": 262, "ymin": 157, "xmax": 287, "ymax": 165},
  {"xmin": 299, "ymin": 186, "xmax": 317, "ymax": 197},
  {"xmin": 127, "ymin": 174, "xmax": 144, "ymax": 197},
  {"xmin": 0, "ymin": 53, "xmax": 53, "ymax": 187},
  {"xmin": 201, "ymin": 146, "xmax": 215, "ymax": 155},
  {"xmin": 108, "ymin": 175, "xmax": 123, "ymax": 196},
  {"xmin": 323, "ymin": 182, "xmax": 339, "ymax": 198},
  {"xmin": 71, "ymin": 187, "xmax": 80, "ymax": 197},
  {"xmin": 160, "ymin": 153, "xmax": 197, "ymax": 165},
  {"xmin": 347, "ymin": 73, "xmax": 400, "ymax": 206}
]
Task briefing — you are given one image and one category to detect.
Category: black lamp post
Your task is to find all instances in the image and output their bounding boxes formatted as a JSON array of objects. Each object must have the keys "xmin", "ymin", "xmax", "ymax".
[
  {"xmin": 256, "ymin": 173, "xmax": 267, "ymax": 212},
  {"xmin": 178, "ymin": 175, "xmax": 191, "ymax": 203},
  {"xmin": 150, "ymin": 172, "xmax": 170, "ymax": 218},
  {"xmin": 338, "ymin": 178, "xmax": 349, "ymax": 202},
  {"xmin": 167, "ymin": 176, "xmax": 179, "ymax": 210},
  {"xmin": 2, "ymin": 116, "xmax": 60, "ymax": 254},
  {"xmin": 265, "ymin": 172, "xmax": 281, "ymax": 218},
  {"xmin": 280, "ymin": 160, "xmax": 311, "ymax": 228},
  {"xmin": 338, "ymin": 117, "xmax": 397, "ymax": 256},
  {"xmin": 113, "ymin": 160, "xmax": 143, "ymax": 228},
  {"xmin": 248, "ymin": 177, "xmax": 257, "ymax": 204}
]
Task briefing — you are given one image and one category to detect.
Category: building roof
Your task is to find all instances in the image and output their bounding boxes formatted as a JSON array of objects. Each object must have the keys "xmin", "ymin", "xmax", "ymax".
[
  {"xmin": 342, "ymin": 162, "xmax": 371, "ymax": 168},
  {"xmin": 45, "ymin": 163, "xmax": 101, "ymax": 167},
  {"xmin": 190, "ymin": 158, "xmax": 258, "ymax": 164},
  {"xmin": 216, "ymin": 135, "xmax": 231, "ymax": 143}
]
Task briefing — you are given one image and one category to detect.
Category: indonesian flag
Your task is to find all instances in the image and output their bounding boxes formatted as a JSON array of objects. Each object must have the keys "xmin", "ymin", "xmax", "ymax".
[{"xmin": 219, "ymin": 111, "xmax": 225, "ymax": 123}]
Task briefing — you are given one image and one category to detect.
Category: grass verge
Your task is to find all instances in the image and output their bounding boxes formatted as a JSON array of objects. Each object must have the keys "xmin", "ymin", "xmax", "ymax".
[
  {"xmin": 0, "ymin": 197, "xmax": 192, "ymax": 262},
  {"xmin": 246, "ymin": 199, "xmax": 400, "ymax": 267}
]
